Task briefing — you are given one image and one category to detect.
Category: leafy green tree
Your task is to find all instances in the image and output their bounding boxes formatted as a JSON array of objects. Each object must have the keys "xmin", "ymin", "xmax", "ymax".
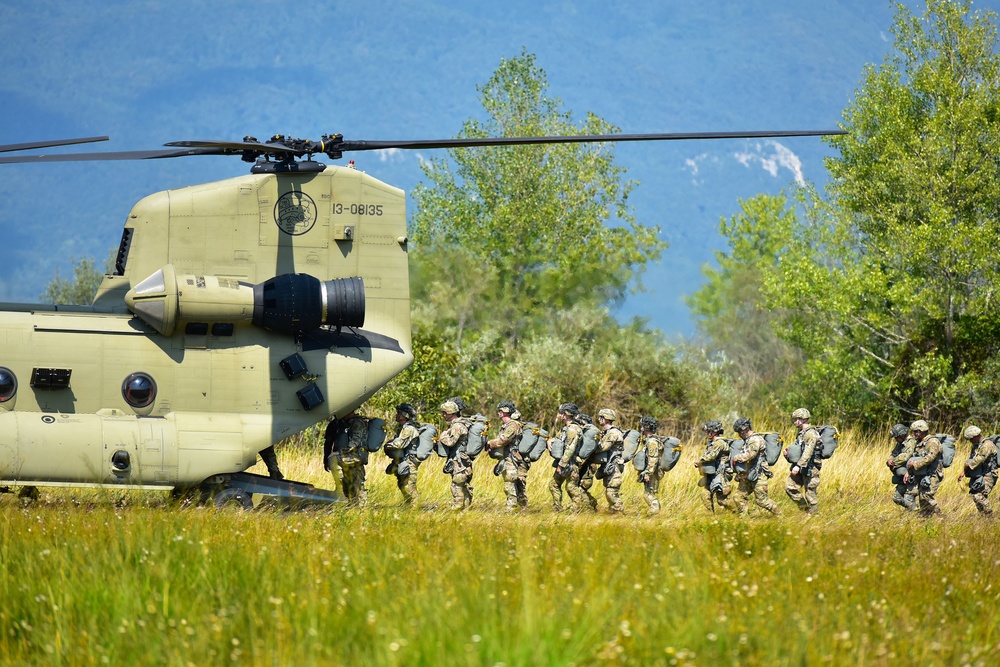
[
  {"xmin": 410, "ymin": 49, "xmax": 666, "ymax": 356},
  {"xmin": 41, "ymin": 255, "xmax": 110, "ymax": 305},
  {"xmin": 698, "ymin": 0, "xmax": 1000, "ymax": 424}
]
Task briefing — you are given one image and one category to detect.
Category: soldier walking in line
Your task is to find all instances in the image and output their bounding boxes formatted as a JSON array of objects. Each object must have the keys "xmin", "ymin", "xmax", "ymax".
[
  {"xmin": 595, "ymin": 408, "xmax": 626, "ymax": 513},
  {"xmin": 487, "ymin": 400, "xmax": 527, "ymax": 511},
  {"xmin": 566, "ymin": 413, "xmax": 600, "ymax": 513},
  {"xmin": 731, "ymin": 417, "xmax": 780, "ymax": 516},
  {"xmin": 324, "ymin": 409, "xmax": 370, "ymax": 507},
  {"xmin": 549, "ymin": 402, "xmax": 583, "ymax": 512},
  {"xmin": 438, "ymin": 400, "xmax": 474, "ymax": 510},
  {"xmin": 885, "ymin": 423, "xmax": 918, "ymax": 511},
  {"xmin": 904, "ymin": 420, "xmax": 944, "ymax": 517},
  {"xmin": 695, "ymin": 420, "xmax": 733, "ymax": 512},
  {"xmin": 956, "ymin": 425, "xmax": 998, "ymax": 516},
  {"xmin": 385, "ymin": 403, "xmax": 422, "ymax": 505},
  {"xmin": 637, "ymin": 416, "xmax": 667, "ymax": 514},
  {"xmin": 785, "ymin": 407, "xmax": 822, "ymax": 515}
]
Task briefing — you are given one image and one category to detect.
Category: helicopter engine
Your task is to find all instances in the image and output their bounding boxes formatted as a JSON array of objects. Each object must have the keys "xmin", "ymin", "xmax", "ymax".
[{"xmin": 125, "ymin": 264, "xmax": 366, "ymax": 336}]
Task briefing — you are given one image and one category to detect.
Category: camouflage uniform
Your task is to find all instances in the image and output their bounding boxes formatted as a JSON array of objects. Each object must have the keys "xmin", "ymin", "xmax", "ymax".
[
  {"xmin": 731, "ymin": 432, "xmax": 779, "ymax": 516},
  {"xmin": 596, "ymin": 417, "xmax": 625, "ymax": 513},
  {"xmin": 785, "ymin": 415, "xmax": 822, "ymax": 514},
  {"xmin": 907, "ymin": 428, "xmax": 943, "ymax": 517},
  {"xmin": 325, "ymin": 415, "xmax": 369, "ymax": 507},
  {"xmin": 550, "ymin": 421, "xmax": 583, "ymax": 512},
  {"xmin": 439, "ymin": 418, "xmax": 473, "ymax": 509},
  {"xmin": 566, "ymin": 417, "xmax": 600, "ymax": 512},
  {"xmin": 961, "ymin": 427, "xmax": 997, "ymax": 516},
  {"xmin": 488, "ymin": 418, "xmax": 527, "ymax": 510},
  {"xmin": 385, "ymin": 419, "xmax": 421, "ymax": 504},
  {"xmin": 698, "ymin": 435, "xmax": 733, "ymax": 512},
  {"xmin": 887, "ymin": 434, "xmax": 918, "ymax": 511},
  {"xmin": 640, "ymin": 434, "xmax": 666, "ymax": 514}
]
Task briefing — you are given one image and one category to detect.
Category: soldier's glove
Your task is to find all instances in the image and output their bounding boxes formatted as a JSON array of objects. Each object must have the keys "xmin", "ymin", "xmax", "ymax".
[
  {"xmin": 640, "ymin": 473, "xmax": 650, "ymax": 484},
  {"xmin": 443, "ymin": 460, "xmax": 455, "ymax": 475},
  {"xmin": 556, "ymin": 464, "xmax": 567, "ymax": 477},
  {"xmin": 385, "ymin": 461, "xmax": 397, "ymax": 475}
]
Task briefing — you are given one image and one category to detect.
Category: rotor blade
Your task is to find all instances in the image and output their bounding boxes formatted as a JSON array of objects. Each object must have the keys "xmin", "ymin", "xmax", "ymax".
[
  {"xmin": 0, "ymin": 136, "xmax": 109, "ymax": 154},
  {"xmin": 165, "ymin": 139, "xmax": 300, "ymax": 153},
  {"xmin": 335, "ymin": 130, "xmax": 846, "ymax": 153},
  {"xmin": 0, "ymin": 147, "xmax": 229, "ymax": 164}
]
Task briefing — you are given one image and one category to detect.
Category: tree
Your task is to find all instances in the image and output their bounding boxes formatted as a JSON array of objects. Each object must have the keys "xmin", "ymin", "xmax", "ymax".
[
  {"xmin": 40, "ymin": 255, "xmax": 109, "ymax": 305},
  {"xmin": 698, "ymin": 0, "xmax": 1000, "ymax": 424},
  {"xmin": 410, "ymin": 50, "xmax": 666, "ymax": 355}
]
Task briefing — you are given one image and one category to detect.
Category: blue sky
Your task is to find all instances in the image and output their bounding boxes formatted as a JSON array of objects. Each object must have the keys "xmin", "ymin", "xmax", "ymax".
[{"xmin": 0, "ymin": 0, "xmax": 932, "ymax": 335}]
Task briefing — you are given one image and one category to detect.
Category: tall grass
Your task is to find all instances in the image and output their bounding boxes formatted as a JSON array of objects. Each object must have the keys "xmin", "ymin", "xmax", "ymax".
[{"xmin": 2, "ymin": 429, "xmax": 998, "ymax": 666}]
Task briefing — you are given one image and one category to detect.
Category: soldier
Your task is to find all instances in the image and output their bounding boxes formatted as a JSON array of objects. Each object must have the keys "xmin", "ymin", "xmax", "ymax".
[
  {"xmin": 438, "ymin": 400, "xmax": 474, "ymax": 510},
  {"xmin": 904, "ymin": 420, "xmax": 944, "ymax": 517},
  {"xmin": 487, "ymin": 400, "xmax": 527, "ymax": 511},
  {"xmin": 384, "ymin": 403, "xmax": 421, "ymax": 505},
  {"xmin": 595, "ymin": 408, "xmax": 626, "ymax": 513},
  {"xmin": 257, "ymin": 445, "xmax": 283, "ymax": 480},
  {"xmin": 566, "ymin": 413, "xmax": 600, "ymax": 513},
  {"xmin": 885, "ymin": 423, "xmax": 917, "ymax": 511},
  {"xmin": 637, "ymin": 415, "xmax": 666, "ymax": 514},
  {"xmin": 785, "ymin": 407, "xmax": 822, "ymax": 515},
  {"xmin": 956, "ymin": 425, "xmax": 998, "ymax": 516},
  {"xmin": 323, "ymin": 410, "xmax": 369, "ymax": 507},
  {"xmin": 695, "ymin": 420, "xmax": 733, "ymax": 512},
  {"xmin": 730, "ymin": 417, "xmax": 780, "ymax": 516},
  {"xmin": 549, "ymin": 402, "xmax": 583, "ymax": 512}
]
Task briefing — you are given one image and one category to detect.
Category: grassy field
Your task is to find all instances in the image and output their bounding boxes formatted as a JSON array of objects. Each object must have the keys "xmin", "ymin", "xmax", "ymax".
[{"xmin": 2, "ymin": 429, "xmax": 999, "ymax": 666}]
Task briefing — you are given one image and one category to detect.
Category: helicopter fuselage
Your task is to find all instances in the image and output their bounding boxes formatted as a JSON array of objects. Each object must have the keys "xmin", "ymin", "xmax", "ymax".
[{"xmin": 0, "ymin": 164, "xmax": 413, "ymax": 491}]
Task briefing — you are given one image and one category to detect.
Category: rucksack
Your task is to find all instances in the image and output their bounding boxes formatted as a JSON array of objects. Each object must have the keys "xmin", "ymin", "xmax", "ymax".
[
  {"xmin": 727, "ymin": 438, "xmax": 745, "ymax": 473},
  {"xmin": 818, "ymin": 425, "xmax": 839, "ymax": 459},
  {"xmin": 549, "ymin": 436, "xmax": 565, "ymax": 461},
  {"xmin": 968, "ymin": 435, "xmax": 1000, "ymax": 477},
  {"xmin": 414, "ymin": 423, "xmax": 437, "ymax": 461},
  {"xmin": 527, "ymin": 426, "xmax": 549, "ymax": 462},
  {"xmin": 517, "ymin": 422, "xmax": 540, "ymax": 456},
  {"xmin": 464, "ymin": 414, "xmax": 490, "ymax": 459},
  {"xmin": 659, "ymin": 436, "xmax": 682, "ymax": 472},
  {"xmin": 365, "ymin": 417, "xmax": 387, "ymax": 452},
  {"xmin": 622, "ymin": 429, "xmax": 642, "ymax": 462},
  {"xmin": 936, "ymin": 433, "xmax": 956, "ymax": 468},
  {"xmin": 762, "ymin": 432, "xmax": 784, "ymax": 466},
  {"xmin": 576, "ymin": 423, "xmax": 600, "ymax": 461},
  {"xmin": 631, "ymin": 449, "xmax": 648, "ymax": 472}
]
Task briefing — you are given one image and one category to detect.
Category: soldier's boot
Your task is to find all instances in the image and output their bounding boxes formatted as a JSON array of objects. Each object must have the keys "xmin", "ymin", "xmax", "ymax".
[
  {"xmin": 259, "ymin": 446, "xmax": 284, "ymax": 480},
  {"xmin": 647, "ymin": 496, "xmax": 661, "ymax": 515}
]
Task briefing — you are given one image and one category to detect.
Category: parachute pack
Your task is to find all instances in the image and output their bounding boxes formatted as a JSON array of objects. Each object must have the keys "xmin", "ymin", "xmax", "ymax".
[
  {"xmin": 938, "ymin": 433, "xmax": 956, "ymax": 468},
  {"xmin": 631, "ymin": 436, "xmax": 683, "ymax": 473},
  {"xmin": 517, "ymin": 423, "xmax": 550, "ymax": 462},
  {"xmin": 622, "ymin": 429, "xmax": 642, "ymax": 462},
  {"xmin": 548, "ymin": 436, "xmax": 565, "ymax": 461},
  {"xmin": 575, "ymin": 423, "xmax": 601, "ymax": 461},
  {"xmin": 464, "ymin": 414, "xmax": 490, "ymax": 459},
  {"xmin": 333, "ymin": 416, "xmax": 387, "ymax": 453},
  {"xmin": 414, "ymin": 423, "xmax": 437, "ymax": 461},
  {"xmin": 784, "ymin": 426, "xmax": 838, "ymax": 464},
  {"xmin": 762, "ymin": 432, "xmax": 784, "ymax": 466}
]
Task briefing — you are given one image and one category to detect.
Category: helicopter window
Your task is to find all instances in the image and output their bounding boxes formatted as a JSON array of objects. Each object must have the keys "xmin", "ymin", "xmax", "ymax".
[
  {"xmin": 185, "ymin": 322, "xmax": 209, "ymax": 336},
  {"xmin": 211, "ymin": 323, "xmax": 234, "ymax": 337},
  {"xmin": 0, "ymin": 367, "xmax": 16, "ymax": 402},
  {"xmin": 122, "ymin": 372, "xmax": 156, "ymax": 408}
]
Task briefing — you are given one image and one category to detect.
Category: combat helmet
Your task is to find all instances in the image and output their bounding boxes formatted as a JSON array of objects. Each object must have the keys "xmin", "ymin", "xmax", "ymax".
[
  {"xmin": 597, "ymin": 408, "xmax": 617, "ymax": 422},
  {"xmin": 889, "ymin": 423, "xmax": 908, "ymax": 439},
  {"xmin": 639, "ymin": 415, "xmax": 659, "ymax": 432},
  {"xmin": 396, "ymin": 403, "xmax": 418, "ymax": 421},
  {"xmin": 703, "ymin": 419, "xmax": 724, "ymax": 435},
  {"xmin": 733, "ymin": 417, "xmax": 752, "ymax": 433}
]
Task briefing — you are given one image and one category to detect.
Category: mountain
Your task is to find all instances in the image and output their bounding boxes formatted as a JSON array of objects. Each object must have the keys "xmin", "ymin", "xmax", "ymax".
[{"xmin": 0, "ymin": 0, "xmax": 915, "ymax": 336}]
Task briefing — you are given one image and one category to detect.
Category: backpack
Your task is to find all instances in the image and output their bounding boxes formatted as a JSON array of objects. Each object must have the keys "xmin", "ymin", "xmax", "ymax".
[
  {"xmin": 365, "ymin": 417, "xmax": 387, "ymax": 452},
  {"xmin": 937, "ymin": 433, "xmax": 956, "ymax": 468},
  {"xmin": 631, "ymin": 449, "xmax": 648, "ymax": 472},
  {"xmin": 549, "ymin": 436, "xmax": 565, "ymax": 461},
  {"xmin": 659, "ymin": 436, "xmax": 682, "ymax": 472},
  {"xmin": 762, "ymin": 432, "xmax": 784, "ymax": 466},
  {"xmin": 818, "ymin": 425, "xmax": 839, "ymax": 459},
  {"xmin": 414, "ymin": 423, "xmax": 437, "ymax": 461},
  {"xmin": 517, "ymin": 422, "xmax": 540, "ymax": 456},
  {"xmin": 527, "ymin": 427, "xmax": 549, "ymax": 462},
  {"xmin": 576, "ymin": 423, "xmax": 600, "ymax": 461},
  {"xmin": 622, "ymin": 429, "xmax": 642, "ymax": 462},
  {"xmin": 727, "ymin": 438, "xmax": 745, "ymax": 474},
  {"xmin": 464, "ymin": 414, "xmax": 490, "ymax": 459}
]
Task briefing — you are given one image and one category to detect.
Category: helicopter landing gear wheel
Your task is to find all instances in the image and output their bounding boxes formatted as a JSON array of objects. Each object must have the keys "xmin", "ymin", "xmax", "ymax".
[
  {"xmin": 18, "ymin": 486, "xmax": 39, "ymax": 503},
  {"xmin": 212, "ymin": 487, "xmax": 254, "ymax": 510}
]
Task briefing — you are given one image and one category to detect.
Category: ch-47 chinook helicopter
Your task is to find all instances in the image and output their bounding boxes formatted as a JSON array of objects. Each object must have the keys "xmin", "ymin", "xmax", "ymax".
[{"xmin": 0, "ymin": 128, "xmax": 842, "ymax": 507}]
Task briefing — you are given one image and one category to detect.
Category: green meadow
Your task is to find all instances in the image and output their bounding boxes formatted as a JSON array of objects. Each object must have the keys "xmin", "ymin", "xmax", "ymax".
[{"xmin": 2, "ymin": 431, "xmax": 999, "ymax": 666}]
